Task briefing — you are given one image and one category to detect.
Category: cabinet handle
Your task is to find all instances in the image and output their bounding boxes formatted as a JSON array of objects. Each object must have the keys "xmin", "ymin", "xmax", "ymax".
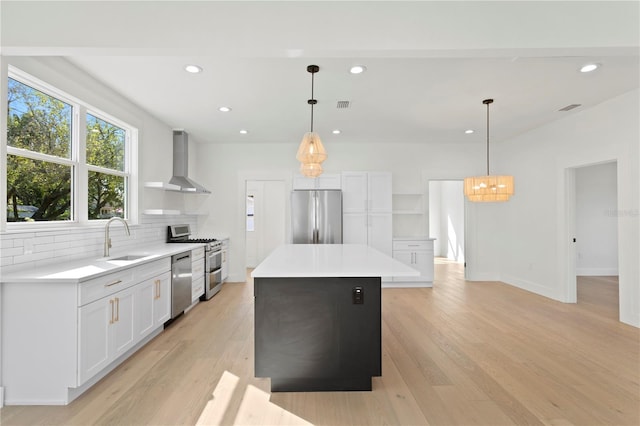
[
  {"xmin": 408, "ymin": 244, "xmax": 420, "ymax": 247},
  {"xmin": 155, "ymin": 279, "xmax": 161, "ymax": 300},
  {"xmin": 104, "ymin": 279, "xmax": 122, "ymax": 287},
  {"xmin": 109, "ymin": 299, "xmax": 115, "ymax": 324},
  {"xmin": 115, "ymin": 297, "xmax": 120, "ymax": 322}
]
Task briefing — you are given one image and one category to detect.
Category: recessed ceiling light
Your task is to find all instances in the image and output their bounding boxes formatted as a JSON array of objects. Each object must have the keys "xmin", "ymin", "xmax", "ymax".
[
  {"xmin": 465, "ymin": 129, "xmax": 474, "ymax": 134},
  {"xmin": 350, "ymin": 65, "xmax": 367, "ymax": 74},
  {"xmin": 332, "ymin": 129, "xmax": 341, "ymax": 134},
  {"xmin": 580, "ymin": 63, "xmax": 600, "ymax": 73},
  {"xmin": 239, "ymin": 129, "xmax": 248, "ymax": 134},
  {"xmin": 218, "ymin": 106, "xmax": 232, "ymax": 112},
  {"xmin": 184, "ymin": 64, "xmax": 203, "ymax": 74}
]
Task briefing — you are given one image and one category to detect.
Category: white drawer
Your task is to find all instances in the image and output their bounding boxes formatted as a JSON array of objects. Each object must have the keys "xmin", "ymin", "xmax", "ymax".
[
  {"xmin": 192, "ymin": 277, "xmax": 204, "ymax": 299},
  {"xmin": 192, "ymin": 247, "xmax": 205, "ymax": 261},
  {"xmin": 393, "ymin": 240, "xmax": 431, "ymax": 251},
  {"xmin": 192, "ymin": 259, "xmax": 205, "ymax": 277},
  {"xmin": 134, "ymin": 258, "xmax": 171, "ymax": 282},
  {"xmin": 79, "ymin": 269, "xmax": 135, "ymax": 306}
]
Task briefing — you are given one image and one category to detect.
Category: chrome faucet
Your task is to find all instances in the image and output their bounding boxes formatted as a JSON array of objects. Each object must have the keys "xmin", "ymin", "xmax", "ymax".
[{"xmin": 104, "ymin": 217, "xmax": 131, "ymax": 257}]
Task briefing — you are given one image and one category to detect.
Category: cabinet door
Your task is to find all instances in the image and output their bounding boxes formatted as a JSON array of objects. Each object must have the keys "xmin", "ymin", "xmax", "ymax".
[
  {"xmin": 368, "ymin": 213, "xmax": 393, "ymax": 256},
  {"xmin": 154, "ymin": 273, "xmax": 171, "ymax": 326},
  {"xmin": 293, "ymin": 174, "xmax": 316, "ymax": 190},
  {"xmin": 137, "ymin": 279, "xmax": 155, "ymax": 339},
  {"xmin": 78, "ymin": 298, "xmax": 111, "ymax": 385},
  {"xmin": 368, "ymin": 172, "xmax": 392, "ymax": 213},
  {"xmin": 393, "ymin": 250, "xmax": 424, "ymax": 282},
  {"xmin": 112, "ymin": 287, "xmax": 136, "ymax": 359},
  {"xmin": 341, "ymin": 172, "xmax": 368, "ymax": 213},
  {"xmin": 343, "ymin": 212, "xmax": 367, "ymax": 244},
  {"xmin": 316, "ymin": 174, "xmax": 341, "ymax": 189},
  {"xmin": 414, "ymin": 250, "xmax": 434, "ymax": 282}
]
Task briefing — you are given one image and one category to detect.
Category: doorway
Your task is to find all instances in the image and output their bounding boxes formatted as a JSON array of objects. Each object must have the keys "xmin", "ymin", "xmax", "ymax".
[
  {"xmin": 574, "ymin": 162, "xmax": 619, "ymax": 315},
  {"xmin": 428, "ymin": 180, "xmax": 465, "ymax": 281},
  {"xmin": 245, "ymin": 180, "xmax": 286, "ymax": 268}
]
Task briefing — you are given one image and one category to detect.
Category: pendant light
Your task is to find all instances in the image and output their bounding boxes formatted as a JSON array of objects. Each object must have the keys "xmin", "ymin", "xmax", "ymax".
[
  {"xmin": 464, "ymin": 99, "xmax": 514, "ymax": 202},
  {"xmin": 296, "ymin": 65, "xmax": 327, "ymax": 178}
]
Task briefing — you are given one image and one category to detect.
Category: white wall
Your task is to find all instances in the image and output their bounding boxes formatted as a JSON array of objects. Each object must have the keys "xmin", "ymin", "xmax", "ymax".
[
  {"xmin": 193, "ymin": 141, "xmax": 485, "ymax": 282},
  {"xmin": 576, "ymin": 162, "xmax": 618, "ymax": 276},
  {"xmin": 498, "ymin": 89, "xmax": 639, "ymax": 327}
]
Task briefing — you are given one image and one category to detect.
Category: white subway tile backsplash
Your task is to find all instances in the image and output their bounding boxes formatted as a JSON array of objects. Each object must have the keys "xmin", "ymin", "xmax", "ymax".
[{"xmin": 0, "ymin": 215, "xmax": 198, "ymax": 273}]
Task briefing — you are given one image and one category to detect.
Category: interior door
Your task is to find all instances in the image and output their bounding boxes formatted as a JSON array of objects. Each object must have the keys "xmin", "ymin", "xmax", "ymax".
[{"xmin": 246, "ymin": 180, "xmax": 286, "ymax": 267}]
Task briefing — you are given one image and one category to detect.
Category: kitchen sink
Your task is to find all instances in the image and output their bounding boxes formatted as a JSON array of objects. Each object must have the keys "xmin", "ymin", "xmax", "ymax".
[{"xmin": 108, "ymin": 254, "xmax": 147, "ymax": 261}]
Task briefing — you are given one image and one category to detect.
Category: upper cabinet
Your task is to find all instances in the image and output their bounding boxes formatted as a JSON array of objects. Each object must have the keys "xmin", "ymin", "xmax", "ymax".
[
  {"xmin": 342, "ymin": 172, "xmax": 392, "ymax": 213},
  {"xmin": 342, "ymin": 172, "xmax": 393, "ymax": 256},
  {"xmin": 293, "ymin": 173, "xmax": 341, "ymax": 190}
]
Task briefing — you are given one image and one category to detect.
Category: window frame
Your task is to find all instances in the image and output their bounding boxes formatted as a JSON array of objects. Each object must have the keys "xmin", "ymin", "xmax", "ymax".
[{"xmin": 3, "ymin": 66, "xmax": 138, "ymax": 230}]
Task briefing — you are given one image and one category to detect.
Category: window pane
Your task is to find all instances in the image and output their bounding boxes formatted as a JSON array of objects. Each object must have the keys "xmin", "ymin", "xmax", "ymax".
[
  {"xmin": 7, "ymin": 78, "xmax": 72, "ymax": 158},
  {"xmin": 86, "ymin": 113, "xmax": 125, "ymax": 171},
  {"xmin": 6, "ymin": 154, "xmax": 72, "ymax": 222},
  {"xmin": 88, "ymin": 171, "xmax": 125, "ymax": 220}
]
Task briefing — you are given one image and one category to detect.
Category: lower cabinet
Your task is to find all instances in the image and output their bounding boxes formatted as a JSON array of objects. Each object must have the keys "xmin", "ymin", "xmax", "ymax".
[
  {"xmin": 2, "ymin": 257, "xmax": 172, "ymax": 405},
  {"xmin": 79, "ymin": 284, "xmax": 137, "ymax": 384},
  {"xmin": 221, "ymin": 239, "xmax": 229, "ymax": 282},
  {"xmin": 79, "ymin": 270, "xmax": 170, "ymax": 386},
  {"xmin": 391, "ymin": 238, "xmax": 435, "ymax": 287}
]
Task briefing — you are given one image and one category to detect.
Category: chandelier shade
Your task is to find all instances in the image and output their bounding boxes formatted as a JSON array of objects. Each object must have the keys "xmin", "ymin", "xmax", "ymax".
[
  {"xmin": 297, "ymin": 65, "xmax": 327, "ymax": 177},
  {"xmin": 463, "ymin": 98, "xmax": 514, "ymax": 202},
  {"xmin": 464, "ymin": 175, "xmax": 514, "ymax": 202}
]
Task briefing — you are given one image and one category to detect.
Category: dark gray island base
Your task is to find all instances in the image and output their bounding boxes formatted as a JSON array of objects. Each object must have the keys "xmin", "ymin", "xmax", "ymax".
[{"xmin": 254, "ymin": 276, "xmax": 381, "ymax": 392}]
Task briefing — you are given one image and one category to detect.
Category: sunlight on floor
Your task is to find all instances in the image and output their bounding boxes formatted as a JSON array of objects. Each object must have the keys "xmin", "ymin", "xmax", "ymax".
[{"xmin": 196, "ymin": 371, "xmax": 313, "ymax": 426}]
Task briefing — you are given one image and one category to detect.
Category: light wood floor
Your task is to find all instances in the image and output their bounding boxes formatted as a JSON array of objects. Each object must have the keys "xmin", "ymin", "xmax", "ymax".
[{"xmin": 1, "ymin": 262, "xmax": 638, "ymax": 425}]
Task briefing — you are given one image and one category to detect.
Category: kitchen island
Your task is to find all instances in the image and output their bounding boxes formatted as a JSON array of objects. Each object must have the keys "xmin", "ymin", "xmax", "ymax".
[{"xmin": 251, "ymin": 244, "xmax": 418, "ymax": 392}]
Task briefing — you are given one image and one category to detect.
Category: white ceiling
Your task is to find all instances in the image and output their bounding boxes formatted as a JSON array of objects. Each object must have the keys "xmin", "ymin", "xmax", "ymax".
[{"xmin": 2, "ymin": 1, "xmax": 639, "ymax": 145}]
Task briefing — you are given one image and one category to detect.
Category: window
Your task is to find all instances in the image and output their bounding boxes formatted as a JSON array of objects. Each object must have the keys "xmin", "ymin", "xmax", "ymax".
[{"xmin": 5, "ymin": 69, "xmax": 135, "ymax": 225}]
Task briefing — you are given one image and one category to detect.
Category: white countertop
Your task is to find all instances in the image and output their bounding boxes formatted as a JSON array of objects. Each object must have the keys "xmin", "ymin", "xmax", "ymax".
[
  {"xmin": 251, "ymin": 244, "xmax": 420, "ymax": 278},
  {"xmin": 0, "ymin": 243, "xmax": 206, "ymax": 284},
  {"xmin": 393, "ymin": 236, "xmax": 436, "ymax": 241}
]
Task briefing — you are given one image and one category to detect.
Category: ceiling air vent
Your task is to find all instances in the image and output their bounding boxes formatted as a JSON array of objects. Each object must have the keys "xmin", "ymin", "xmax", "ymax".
[
  {"xmin": 558, "ymin": 104, "xmax": 582, "ymax": 112},
  {"xmin": 336, "ymin": 100, "xmax": 351, "ymax": 109}
]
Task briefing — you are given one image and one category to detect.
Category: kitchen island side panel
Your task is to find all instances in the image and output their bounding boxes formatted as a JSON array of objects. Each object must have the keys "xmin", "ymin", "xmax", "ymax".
[{"xmin": 254, "ymin": 277, "xmax": 381, "ymax": 392}]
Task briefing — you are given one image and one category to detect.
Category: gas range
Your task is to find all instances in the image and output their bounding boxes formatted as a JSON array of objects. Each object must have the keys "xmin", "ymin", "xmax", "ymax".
[{"xmin": 167, "ymin": 225, "xmax": 221, "ymax": 251}]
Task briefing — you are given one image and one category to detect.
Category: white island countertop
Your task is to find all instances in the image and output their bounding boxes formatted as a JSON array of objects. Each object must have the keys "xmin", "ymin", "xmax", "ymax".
[{"xmin": 251, "ymin": 244, "xmax": 419, "ymax": 278}]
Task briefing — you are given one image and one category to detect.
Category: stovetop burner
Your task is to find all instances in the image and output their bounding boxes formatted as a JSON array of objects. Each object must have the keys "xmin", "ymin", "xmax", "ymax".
[{"xmin": 170, "ymin": 237, "xmax": 217, "ymax": 244}]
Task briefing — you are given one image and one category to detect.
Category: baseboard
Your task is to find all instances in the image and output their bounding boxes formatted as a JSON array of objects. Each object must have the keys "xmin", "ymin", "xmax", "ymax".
[
  {"xmin": 382, "ymin": 281, "xmax": 432, "ymax": 288},
  {"xmin": 500, "ymin": 274, "xmax": 561, "ymax": 301},
  {"xmin": 576, "ymin": 268, "xmax": 619, "ymax": 276}
]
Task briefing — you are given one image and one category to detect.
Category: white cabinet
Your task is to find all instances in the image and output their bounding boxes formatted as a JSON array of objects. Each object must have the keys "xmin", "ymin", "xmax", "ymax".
[
  {"xmin": 293, "ymin": 173, "xmax": 341, "ymax": 190},
  {"xmin": 342, "ymin": 172, "xmax": 392, "ymax": 256},
  {"xmin": 137, "ymin": 272, "xmax": 171, "ymax": 340},
  {"xmin": 391, "ymin": 238, "xmax": 435, "ymax": 287},
  {"xmin": 191, "ymin": 247, "xmax": 205, "ymax": 302},
  {"xmin": 79, "ymin": 284, "xmax": 137, "ymax": 384},
  {"xmin": 2, "ymin": 257, "xmax": 172, "ymax": 404},
  {"xmin": 221, "ymin": 239, "xmax": 229, "ymax": 282}
]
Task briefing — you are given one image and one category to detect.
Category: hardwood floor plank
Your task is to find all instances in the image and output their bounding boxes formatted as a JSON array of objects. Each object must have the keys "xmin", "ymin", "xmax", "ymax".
[{"xmin": 1, "ymin": 266, "xmax": 638, "ymax": 426}]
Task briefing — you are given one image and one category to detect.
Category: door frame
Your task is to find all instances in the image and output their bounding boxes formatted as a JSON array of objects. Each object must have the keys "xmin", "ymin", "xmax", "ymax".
[{"xmin": 237, "ymin": 171, "xmax": 292, "ymax": 273}]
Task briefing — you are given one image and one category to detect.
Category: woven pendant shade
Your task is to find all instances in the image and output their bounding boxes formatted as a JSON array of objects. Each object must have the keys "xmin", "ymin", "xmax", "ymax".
[
  {"xmin": 464, "ymin": 175, "xmax": 514, "ymax": 202},
  {"xmin": 297, "ymin": 65, "xmax": 327, "ymax": 177},
  {"xmin": 464, "ymin": 98, "xmax": 514, "ymax": 202}
]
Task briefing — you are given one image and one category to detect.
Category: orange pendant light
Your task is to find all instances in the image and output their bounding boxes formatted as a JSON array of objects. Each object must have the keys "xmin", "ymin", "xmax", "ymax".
[{"xmin": 296, "ymin": 65, "xmax": 327, "ymax": 177}]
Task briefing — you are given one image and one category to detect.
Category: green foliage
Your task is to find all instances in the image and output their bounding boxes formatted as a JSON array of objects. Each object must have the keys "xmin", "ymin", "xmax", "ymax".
[{"xmin": 6, "ymin": 78, "xmax": 126, "ymax": 222}]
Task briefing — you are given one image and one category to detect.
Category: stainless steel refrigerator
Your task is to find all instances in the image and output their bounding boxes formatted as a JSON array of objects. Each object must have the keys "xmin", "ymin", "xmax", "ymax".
[{"xmin": 291, "ymin": 190, "xmax": 342, "ymax": 244}]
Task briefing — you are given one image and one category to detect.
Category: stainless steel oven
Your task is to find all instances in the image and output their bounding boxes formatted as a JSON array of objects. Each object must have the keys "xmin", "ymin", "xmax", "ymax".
[
  {"xmin": 204, "ymin": 241, "xmax": 223, "ymax": 300},
  {"xmin": 167, "ymin": 224, "xmax": 223, "ymax": 301}
]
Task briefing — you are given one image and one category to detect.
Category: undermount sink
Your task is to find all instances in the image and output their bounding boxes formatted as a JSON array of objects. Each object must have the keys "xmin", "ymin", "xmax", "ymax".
[{"xmin": 107, "ymin": 254, "xmax": 147, "ymax": 261}]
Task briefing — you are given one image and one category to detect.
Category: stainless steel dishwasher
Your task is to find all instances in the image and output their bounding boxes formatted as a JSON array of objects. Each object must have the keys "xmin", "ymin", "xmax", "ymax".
[{"xmin": 171, "ymin": 251, "xmax": 192, "ymax": 319}]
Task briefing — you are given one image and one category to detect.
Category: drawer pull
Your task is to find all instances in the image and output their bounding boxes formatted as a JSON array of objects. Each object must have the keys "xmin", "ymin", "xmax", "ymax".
[{"xmin": 104, "ymin": 279, "xmax": 122, "ymax": 287}]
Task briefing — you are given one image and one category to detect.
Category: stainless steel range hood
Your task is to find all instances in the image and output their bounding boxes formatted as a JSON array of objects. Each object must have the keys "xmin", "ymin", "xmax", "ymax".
[{"xmin": 169, "ymin": 130, "xmax": 211, "ymax": 193}]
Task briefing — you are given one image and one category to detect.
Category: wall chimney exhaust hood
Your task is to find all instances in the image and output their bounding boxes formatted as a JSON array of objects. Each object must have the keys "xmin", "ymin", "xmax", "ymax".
[{"xmin": 169, "ymin": 130, "xmax": 211, "ymax": 193}]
